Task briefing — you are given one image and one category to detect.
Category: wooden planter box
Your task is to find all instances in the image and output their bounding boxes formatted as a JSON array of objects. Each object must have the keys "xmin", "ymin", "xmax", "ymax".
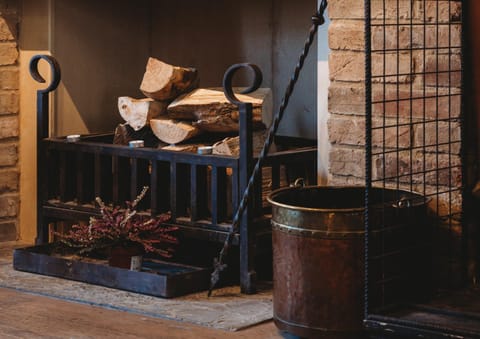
[{"xmin": 13, "ymin": 244, "xmax": 211, "ymax": 298}]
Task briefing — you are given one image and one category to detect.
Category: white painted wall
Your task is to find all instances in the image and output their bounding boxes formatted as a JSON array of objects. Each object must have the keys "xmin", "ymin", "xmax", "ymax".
[{"xmin": 317, "ymin": 5, "xmax": 330, "ymax": 185}]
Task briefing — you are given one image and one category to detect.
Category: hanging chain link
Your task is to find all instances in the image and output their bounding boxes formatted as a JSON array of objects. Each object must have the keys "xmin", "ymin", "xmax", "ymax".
[{"xmin": 208, "ymin": 0, "xmax": 328, "ymax": 296}]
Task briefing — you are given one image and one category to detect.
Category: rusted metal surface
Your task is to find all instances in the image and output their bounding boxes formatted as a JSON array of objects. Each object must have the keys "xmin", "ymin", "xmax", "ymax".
[
  {"xmin": 268, "ymin": 186, "xmax": 429, "ymax": 338},
  {"xmin": 269, "ymin": 186, "xmax": 365, "ymax": 338}
]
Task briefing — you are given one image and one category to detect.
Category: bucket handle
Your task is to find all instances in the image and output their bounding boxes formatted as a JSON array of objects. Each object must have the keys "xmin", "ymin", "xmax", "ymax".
[
  {"xmin": 291, "ymin": 178, "xmax": 306, "ymax": 188},
  {"xmin": 393, "ymin": 195, "xmax": 412, "ymax": 208}
]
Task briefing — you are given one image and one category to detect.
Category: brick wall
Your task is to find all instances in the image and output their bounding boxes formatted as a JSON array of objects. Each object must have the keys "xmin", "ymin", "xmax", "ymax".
[
  {"xmin": 328, "ymin": 0, "xmax": 463, "ymax": 286},
  {"xmin": 0, "ymin": 0, "xmax": 19, "ymax": 241},
  {"xmin": 328, "ymin": 0, "xmax": 366, "ymax": 186},
  {"xmin": 327, "ymin": 0, "xmax": 462, "ymax": 214}
]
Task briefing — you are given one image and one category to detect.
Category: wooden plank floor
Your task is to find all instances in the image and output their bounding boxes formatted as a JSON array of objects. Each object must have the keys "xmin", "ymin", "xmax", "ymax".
[{"xmin": 0, "ymin": 287, "xmax": 285, "ymax": 338}]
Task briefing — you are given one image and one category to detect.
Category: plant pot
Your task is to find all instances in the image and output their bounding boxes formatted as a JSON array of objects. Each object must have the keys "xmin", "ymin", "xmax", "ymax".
[{"xmin": 108, "ymin": 245, "xmax": 144, "ymax": 270}]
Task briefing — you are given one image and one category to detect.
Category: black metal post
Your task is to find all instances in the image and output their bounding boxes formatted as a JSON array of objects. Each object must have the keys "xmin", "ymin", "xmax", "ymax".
[
  {"xmin": 223, "ymin": 63, "xmax": 260, "ymax": 294},
  {"xmin": 29, "ymin": 55, "xmax": 61, "ymax": 244},
  {"xmin": 238, "ymin": 100, "xmax": 255, "ymax": 293}
]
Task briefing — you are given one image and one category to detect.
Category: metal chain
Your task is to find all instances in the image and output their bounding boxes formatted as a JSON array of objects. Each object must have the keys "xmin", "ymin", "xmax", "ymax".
[{"xmin": 208, "ymin": 0, "xmax": 328, "ymax": 296}]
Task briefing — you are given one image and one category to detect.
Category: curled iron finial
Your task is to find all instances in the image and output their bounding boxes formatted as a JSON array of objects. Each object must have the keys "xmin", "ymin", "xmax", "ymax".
[
  {"xmin": 222, "ymin": 63, "xmax": 262, "ymax": 106},
  {"xmin": 29, "ymin": 55, "xmax": 61, "ymax": 94}
]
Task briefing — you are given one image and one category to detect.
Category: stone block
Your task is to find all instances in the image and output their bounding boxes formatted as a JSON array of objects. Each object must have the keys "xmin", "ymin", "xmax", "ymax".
[
  {"xmin": 328, "ymin": 174, "xmax": 365, "ymax": 186},
  {"xmin": 424, "ymin": 52, "xmax": 461, "ymax": 88},
  {"xmin": 0, "ymin": 193, "xmax": 18, "ymax": 217},
  {"xmin": 0, "ymin": 115, "xmax": 17, "ymax": 138},
  {"xmin": 0, "ymin": 169, "xmax": 17, "ymax": 193},
  {"xmin": 372, "ymin": 84, "xmax": 461, "ymax": 120},
  {"xmin": 0, "ymin": 220, "xmax": 16, "ymax": 241},
  {"xmin": 0, "ymin": 41, "xmax": 17, "ymax": 65},
  {"xmin": 0, "ymin": 143, "xmax": 17, "ymax": 166},
  {"xmin": 329, "ymin": 114, "xmax": 412, "ymax": 149},
  {"xmin": 413, "ymin": 120, "xmax": 461, "ymax": 154},
  {"xmin": 371, "ymin": 0, "xmax": 413, "ymax": 21},
  {"xmin": 373, "ymin": 151, "xmax": 461, "ymax": 187},
  {"xmin": 329, "ymin": 0, "xmax": 364, "ymax": 20},
  {"xmin": 329, "ymin": 51, "xmax": 365, "ymax": 82},
  {"xmin": 422, "ymin": 1, "xmax": 462, "ymax": 23},
  {"xmin": 0, "ymin": 66, "xmax": 17, "ymax": 89},
  {"xmin": 328, "ymin": 115, "xmax": 365, "ymax": 146},
  {"xmin": 0, "ymin": 90, "xmax": 18, "ymax": 113},
  {"xmin": 328, "ymin": 82, "xmax": 365, "ymax": 115},
  {"xmin": 372, "ymin": 52, "xmax": 415, "ymax": 83},
  {"xmin": 329, "ymin": 146, "xmax": 365, "ymax": 178},
  {"xmin": 329, "ymin": 20, "xmax": 364, "ymax": 51},
  {"xmin": 371, "ymin": 24, "xmax": 454, "ymax": 51},
  {"xmin": 0, "ymin": 16, "xmax": 15, "ymax": 41}
]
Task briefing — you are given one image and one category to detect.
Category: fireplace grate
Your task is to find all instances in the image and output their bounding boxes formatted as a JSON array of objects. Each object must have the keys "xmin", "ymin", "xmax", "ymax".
[{"xmin": 363, "ymin": 0, "xmax": 480, "ymax": 337}]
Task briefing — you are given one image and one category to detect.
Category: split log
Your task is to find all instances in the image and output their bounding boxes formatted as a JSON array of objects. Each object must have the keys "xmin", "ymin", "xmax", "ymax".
[
  {"xmin": 212, "ymin": 131, "xmax": 269, "ymax": 157},
  {"xmin": 150, "ymin": 119, "xmax": 201, "ymax": 145},
  {"xmin": 140, "ymin": 57, "xmax": 199, "ymax": 101},
  {"xmin": 118, "ymin": 96, "xmax": 167, "ymax": 131},
  {"xmin": 193, "ymin": 115, "xmax": 265, "ymax": 133},
  {"xmin": 167, "ymin": 87, "xmax": 272, "ymax": 133},
  {"xmin": 113, "ymin": 123, "xmax": 163, "ymax": 147},
  {"xmin": 160, "ymin": 144, "xmax": 199, "ymax": 153}
]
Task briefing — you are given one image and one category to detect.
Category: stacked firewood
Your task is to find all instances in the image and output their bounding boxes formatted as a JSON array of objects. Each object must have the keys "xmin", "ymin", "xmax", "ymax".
[{"xmin": 115, "ymin": 57, "xmax": 272, "ymax": 155}]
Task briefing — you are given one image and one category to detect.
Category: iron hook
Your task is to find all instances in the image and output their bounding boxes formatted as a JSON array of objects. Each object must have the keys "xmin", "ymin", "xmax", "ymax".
[
  {"xmin": 222, "ymin": 63, "xmax": 263, "ymax": 106},
  {"xmin": 29, "ymin": 54, "xmax": 62, "ymax": 94}
]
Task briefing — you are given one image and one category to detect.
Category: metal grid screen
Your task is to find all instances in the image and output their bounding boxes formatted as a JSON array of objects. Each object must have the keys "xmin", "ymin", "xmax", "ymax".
[{"xmin": 365, "ymin": 0, "xmax": 463, "ymax": 314}]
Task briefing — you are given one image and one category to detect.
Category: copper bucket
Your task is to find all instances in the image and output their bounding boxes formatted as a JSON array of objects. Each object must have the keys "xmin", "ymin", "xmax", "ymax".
[{"xmin": 267, "ymin": 186, "xmax": 429, "ymax": 338}]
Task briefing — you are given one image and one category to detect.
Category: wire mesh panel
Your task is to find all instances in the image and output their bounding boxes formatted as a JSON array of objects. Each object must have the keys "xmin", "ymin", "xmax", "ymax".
[{"xmin": 363, "ymin": 0, "xmax": 476, "ymax": 337}]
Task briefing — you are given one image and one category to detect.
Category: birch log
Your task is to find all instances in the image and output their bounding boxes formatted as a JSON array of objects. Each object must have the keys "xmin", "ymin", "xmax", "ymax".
[
  {"xmin": 118, "ymin": 97, "xmax": 167, "ymax": 131},
  {"xmin": 140, "ymin": 57, "xmax": 199, "ymax": 101},
  {"xmin": 150, "ymin": 119, "xmax": 201, "ymax": 145}
]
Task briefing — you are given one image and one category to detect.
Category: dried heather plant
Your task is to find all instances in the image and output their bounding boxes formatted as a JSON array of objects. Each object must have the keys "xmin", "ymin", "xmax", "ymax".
[{"xmin": 56, "ymin": 186, "xmax": 178, "ymax": 257}]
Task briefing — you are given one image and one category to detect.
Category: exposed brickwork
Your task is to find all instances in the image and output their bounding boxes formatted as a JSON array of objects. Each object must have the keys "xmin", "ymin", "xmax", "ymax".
[
  {"xmin": 0, "ymin": 143, "xmax": 17, "ymax": 166},
  {"xmin": 327, "ymin": 0, "xmax": 463, "ymax": 287},
  {"xmin": 327, "ymin": 0, "xmax": 462, "ymax": 189},
  {"xmin": 0, "ymin": 90, "xmax": 18, "ymax": 113},
  {"xmin": 0, "ymin": 221, "xmax": 16, "ymax": 241},
  {"xmin": 0, "ymin": 169, "xmax": 18, "ymax": 193},
  {"xmin": 0, "ymin": 0, "xmax": 18, "ymax": 241}
]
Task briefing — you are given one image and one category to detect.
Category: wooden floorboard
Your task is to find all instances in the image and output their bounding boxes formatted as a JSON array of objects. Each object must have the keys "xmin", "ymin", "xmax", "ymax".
[{"xmin": 0, "ymin": 287, "xmax": 284, "ymax": 338}]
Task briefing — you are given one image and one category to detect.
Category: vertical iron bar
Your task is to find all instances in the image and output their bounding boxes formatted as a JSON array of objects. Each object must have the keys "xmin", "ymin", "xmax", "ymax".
[
  {"xmin": 396, "ymin": 0, "xmax": 400, "ymax": 192},
  {"xmin": 112, "ymin": 156, "xmax": 119, "ymax": 204},
  {"xmin": 189, "ymin": 165, "xmax": 197, "ymax": 223},
  {"xmin": 76, "ymin": 152, "xmax": 84, "ymax": 204},
  {"xmin": 423, "ymin": 0, "xmax": 427, "ymax": 199},
  {"xmin": 232, "ymin": 166, "xmax": 239, "ymax": 218},
  {"xmin": 130, "ymin": 157, "xmax": 138, "ymax": 201},
  {"xmin": 59, "ymin": 152, "xmax": 67, "ymax": 202},
  {"xmin": 254, "ymin": 166, "xmax": 263, "ymax": 216},
  {"xmin": 435, "ymin": 0, "xmax": 445, "ymax": 286},
  {"xmin": 459, "ymin": 0, "xmax": 468, "ymax": 286},
  {"xmin": 238, "ymin": 101, "xmax": 255, "ymax": 294},
  {"xmin": 409, "ymin": 0, "xmax": 414, "ymax": 193},
  {"xmin": 211, "ymin": 166, "xmax": 219, "ymax": 226},
  {"xmin": 29, "ymin": 55, "xmax": 61, "ymax": 244},
  {"xmin": 170, "ymin": 161, "xmax": 177, "ymax": 222},
  {"xmin": 94, "ymin": 153, "xmax": 101, "ymax": 198},
  {"xmin": 150, "ymin": 160, "xmax": 158, "ymax": 217},
  {"xmin": 382, "ymin": 0, "xmax": 386, "ymax": 193},
  {"xmin": 364, "ymin": 0, "xmax": 373, "ymax": 320}
]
